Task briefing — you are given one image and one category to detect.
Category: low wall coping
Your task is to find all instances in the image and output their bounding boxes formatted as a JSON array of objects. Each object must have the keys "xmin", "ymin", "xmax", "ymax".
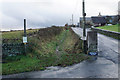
[{"xmin": 91, "ymin": 26, "xmax": 120, "ymax": 35}]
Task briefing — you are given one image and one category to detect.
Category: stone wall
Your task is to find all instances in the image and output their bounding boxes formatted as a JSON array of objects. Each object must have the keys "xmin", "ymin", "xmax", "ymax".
[
  {"xmin": 91, "ymin": 26, "xmax": 120, "ymax": 40},
  {"xmin": 2, "ymin": 43, "xmax": 24, "ymax": 57}
]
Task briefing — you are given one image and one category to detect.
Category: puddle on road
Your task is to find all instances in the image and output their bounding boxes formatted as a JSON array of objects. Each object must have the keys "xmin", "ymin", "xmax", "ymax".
[{"xmin": 46, "ymin": 66, "xmax": 61, "ymax": 71}]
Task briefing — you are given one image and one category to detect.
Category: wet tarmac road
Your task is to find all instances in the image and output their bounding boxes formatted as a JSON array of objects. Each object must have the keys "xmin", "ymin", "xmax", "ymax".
[{"xmin": 2, "ymin": 27, "xmax": 119, "ymax": 78}]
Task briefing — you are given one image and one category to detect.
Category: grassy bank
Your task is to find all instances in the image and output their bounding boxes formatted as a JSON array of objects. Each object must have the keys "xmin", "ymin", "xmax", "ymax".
[
  {"xmin": 2, "ymin": 27, "xmax": 89, "ymax": 75},
  {"xmin": 96, "ymin": 24, "xmax": 120, "ymax": 32}
]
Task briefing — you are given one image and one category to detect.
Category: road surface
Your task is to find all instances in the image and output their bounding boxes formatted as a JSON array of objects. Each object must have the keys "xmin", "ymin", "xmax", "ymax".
[{"xmin": 2, "ymin": 27, "xmax": 119, "ymax": 78}]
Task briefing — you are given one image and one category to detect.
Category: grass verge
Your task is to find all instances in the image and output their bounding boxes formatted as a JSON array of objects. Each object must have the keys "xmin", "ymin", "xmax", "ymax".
[
  {"xmin": 96, "ymin": 24, "xmax": 120, "ymax": 32},
  {"xmin": 2, "ymin": 27, "xmax": 89, "ymax": 75},
  {"xmin": 95, "ymin": 24, "xmax": 120, "ymax": 40}
]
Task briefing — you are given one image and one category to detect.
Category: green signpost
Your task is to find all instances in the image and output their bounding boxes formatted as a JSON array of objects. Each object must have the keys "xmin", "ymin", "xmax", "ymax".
[{"xmin": 23, "ymin": 19, "xmax": 27, "ymax": 54}]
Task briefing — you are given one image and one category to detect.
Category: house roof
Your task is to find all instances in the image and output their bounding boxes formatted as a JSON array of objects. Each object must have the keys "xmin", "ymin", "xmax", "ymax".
[
  {"xmin": 91, "ymin": 17, "xmax": 106, "ymax": 24},
  {"xmin": 80, "ymin": 17, "xmax": 91, "ymax": 21}
]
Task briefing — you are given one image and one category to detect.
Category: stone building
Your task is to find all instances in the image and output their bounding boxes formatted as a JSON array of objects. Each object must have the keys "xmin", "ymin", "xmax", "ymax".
[{"xmin": 91, "ymin": 17, "xmax": 106, "ymax": 27}]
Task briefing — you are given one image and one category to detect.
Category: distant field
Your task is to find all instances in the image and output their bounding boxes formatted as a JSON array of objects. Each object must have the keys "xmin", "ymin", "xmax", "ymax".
[
  {"xmin": 96, "ymin": 24, "xmax": 120, "ymax": 32},
  {"xmin": 2, "ymin": 29, "xmax": 39, "ymax": 39}
]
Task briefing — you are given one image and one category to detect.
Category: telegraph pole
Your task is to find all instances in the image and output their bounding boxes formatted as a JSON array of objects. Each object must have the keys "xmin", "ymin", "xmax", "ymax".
[
  {"xmin": 72, "ymin": 14, "xmax": 73, "ymax": 27},
  {"xmin": 83, "ymin": 0, "xmax": 86, "ymax": 37},
  {"xmin": 82, "ymin": 0, "xmax": 87, "ymax": 54},
  {"xmin": 70, "ymin": 19, "xmax": 72, "ymax": 26}
]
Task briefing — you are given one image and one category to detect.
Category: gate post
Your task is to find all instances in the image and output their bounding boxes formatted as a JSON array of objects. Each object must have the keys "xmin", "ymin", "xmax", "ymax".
[{"xmin": 87, "ymin": 30, "xmax": 98, "ymax": 55}]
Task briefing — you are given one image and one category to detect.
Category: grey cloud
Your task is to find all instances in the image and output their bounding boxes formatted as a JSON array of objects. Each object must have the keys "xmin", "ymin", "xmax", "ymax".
[{"xmin": 0, "ymin": 0, "xmax": 119, "ymax": 31}]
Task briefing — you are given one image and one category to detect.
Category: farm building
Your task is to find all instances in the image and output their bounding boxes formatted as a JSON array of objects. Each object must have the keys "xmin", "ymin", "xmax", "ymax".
[
  {"xmin": 91, "ymin": 13, "xmax": 119, "ymax": 27},
  {"xmin": 79, "ymin": 12, "xmax": 119, "ymax": 28},
  {"xmin": 91, "ymin": 17, "xmax": 106, "ymax": 27},
  {"xmin": 104, "ymin": 15, "xmax": 119, "ymax": 25}
]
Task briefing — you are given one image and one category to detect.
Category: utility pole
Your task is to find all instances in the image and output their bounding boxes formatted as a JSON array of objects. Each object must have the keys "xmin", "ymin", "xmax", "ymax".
[
  {"xmin": 83, "ymin": 0, "xmax": 86, "ymax": 37},
  {"xmin": 79, "ymin": 18, "xmax": 81, "ymax": 28},
  {"xmin": 72, "ymin": 14, "xmax": 73, "ymax": 27},
  {"xmin": 82, "ymin": 0, "xmax": 87, "ymax": 54},
  {"xmin": 70, "ymin": 19, "xmax": 72, "ymax": 26}
]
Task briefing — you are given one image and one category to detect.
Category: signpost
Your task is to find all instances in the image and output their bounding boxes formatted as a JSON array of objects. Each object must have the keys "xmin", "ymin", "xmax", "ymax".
[
  {"xmin": 23, "ymin": 19, "xmax": 27, "ymax": 54},
  {"xmin": 23, "ymin": 37, "xmax": 27, "ymax": 43}
]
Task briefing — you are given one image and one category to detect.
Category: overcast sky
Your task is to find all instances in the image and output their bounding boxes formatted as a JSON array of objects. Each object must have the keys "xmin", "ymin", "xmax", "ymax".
[{"xmin": 0, "ymin": 0, "xmax": 119, "ymax": 31}]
